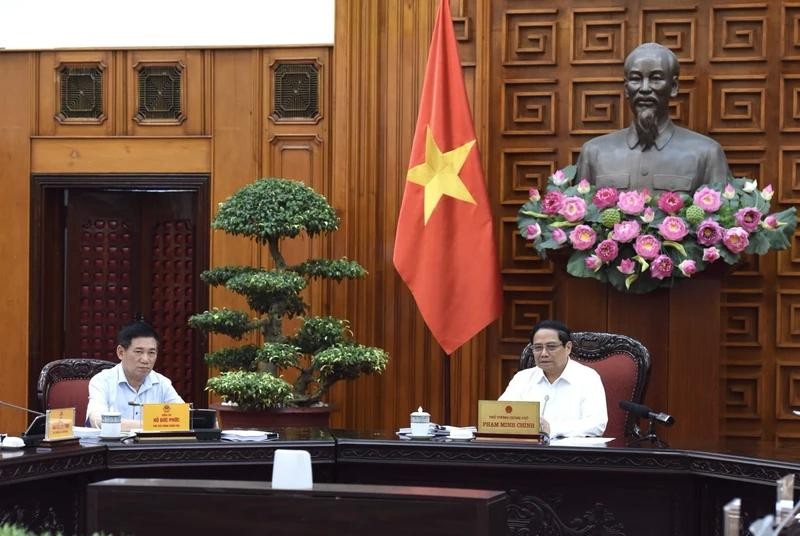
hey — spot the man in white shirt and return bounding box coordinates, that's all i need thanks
[86,321,184,431]
[499,320,608,437]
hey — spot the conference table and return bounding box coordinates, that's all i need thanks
[1,428,798,535]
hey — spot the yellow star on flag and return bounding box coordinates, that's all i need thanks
[406,127,477,224]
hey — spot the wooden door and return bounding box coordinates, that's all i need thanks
[60,189,200,402]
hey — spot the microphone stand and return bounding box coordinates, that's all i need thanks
[627,416,669,448]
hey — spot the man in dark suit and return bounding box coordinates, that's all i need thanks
[576,42,730,192]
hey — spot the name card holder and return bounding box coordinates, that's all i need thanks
[38,408,79,449]
[141,403,191,433]
[476,401,545,442]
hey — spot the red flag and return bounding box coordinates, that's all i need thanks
[393,0,502,355]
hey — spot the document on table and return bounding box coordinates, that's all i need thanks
[549,437,614,447]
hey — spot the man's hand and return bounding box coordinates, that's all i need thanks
[120,418,140,432]
[88,412,101,428]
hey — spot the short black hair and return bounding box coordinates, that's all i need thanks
[117,321,160,349]
[530,320,571,345]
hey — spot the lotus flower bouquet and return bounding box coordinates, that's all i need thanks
[517,165,797,293]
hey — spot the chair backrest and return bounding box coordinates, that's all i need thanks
[519,331,651,438]
[37,358,115,425]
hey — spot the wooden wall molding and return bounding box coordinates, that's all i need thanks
[30,137,211,173]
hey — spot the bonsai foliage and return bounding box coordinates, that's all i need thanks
[189,178,389,410]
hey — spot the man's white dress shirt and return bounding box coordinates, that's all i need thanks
[86,363,184,426]
[499,359,608,437]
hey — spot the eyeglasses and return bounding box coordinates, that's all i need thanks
[532,343,563,355]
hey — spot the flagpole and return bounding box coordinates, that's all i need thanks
[442,353,451,425]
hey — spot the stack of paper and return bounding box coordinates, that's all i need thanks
[220,430,276,442]
[74,426,102,438]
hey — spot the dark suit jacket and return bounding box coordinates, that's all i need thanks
[575,121,730,192]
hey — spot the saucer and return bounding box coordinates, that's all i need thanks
[98,434,125,441]
[0,444,24,451]
[408,433,434,440]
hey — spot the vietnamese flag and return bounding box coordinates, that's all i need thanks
[393,0,502,355]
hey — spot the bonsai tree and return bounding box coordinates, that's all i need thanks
[188,178,389,410]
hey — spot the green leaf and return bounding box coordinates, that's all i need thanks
[188,309,254,339]
[289,258,367,281]
[213,178,339,241]
[745,232,771,256]
[625,274,638,290]
[662,240,687,257]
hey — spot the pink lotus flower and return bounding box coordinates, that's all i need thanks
[641,207,655,223]
[723,227,750,254]
[658,216,689,241]
[558,196,587,222]
[552,169,569,186]
[576,179,591,194]
[743,180,757,193]
[528,187,540,201]
[551,228,568,244]
[569,225,597,251]
[696,219,723,246]
[735,207,762,233]
[763,214,779,229]
[593,187,619,209]
[634,234,662,260]
[541,190,565,215]
[693,187,722,212]
[649,255,674,280]
[585,255,603,271]
[761,184,774,201]
[594,239,620,263]
[617,190,647,215]
[611,220,641,243]
[678,259,697,277]
[722,184,736,200]
[703,247,721,262]
[617,258,636,275]
[657,192,684,214]
[525,223,541,240]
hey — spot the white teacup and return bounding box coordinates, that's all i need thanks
[100,411,122,437]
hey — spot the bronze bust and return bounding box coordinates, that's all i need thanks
[576,43,730,192]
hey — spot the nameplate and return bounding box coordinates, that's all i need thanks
[142,403,191,432]
[45,407,75,441]
[477,400,540,438]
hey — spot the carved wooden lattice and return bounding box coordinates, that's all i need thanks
[134,63,185,124]
[77,219,132,358]
[272,62,320,121]
[56,63,105,122]
[149,220,195,401]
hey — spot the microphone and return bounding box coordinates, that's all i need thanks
[619,401,675,426]
[0,399,45,417]
[539,395,550,438]
[540,394,550,418]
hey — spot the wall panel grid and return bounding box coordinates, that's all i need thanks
[488,0,800,446]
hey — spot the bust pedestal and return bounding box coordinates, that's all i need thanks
[552,261,720,443]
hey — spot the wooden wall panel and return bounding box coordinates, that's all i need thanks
[209,49,263,355]
[484,0,798,447]
[0,52,32,434]
[30,137,211,173]
[125,50,208,136]
[37,50,115,137]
